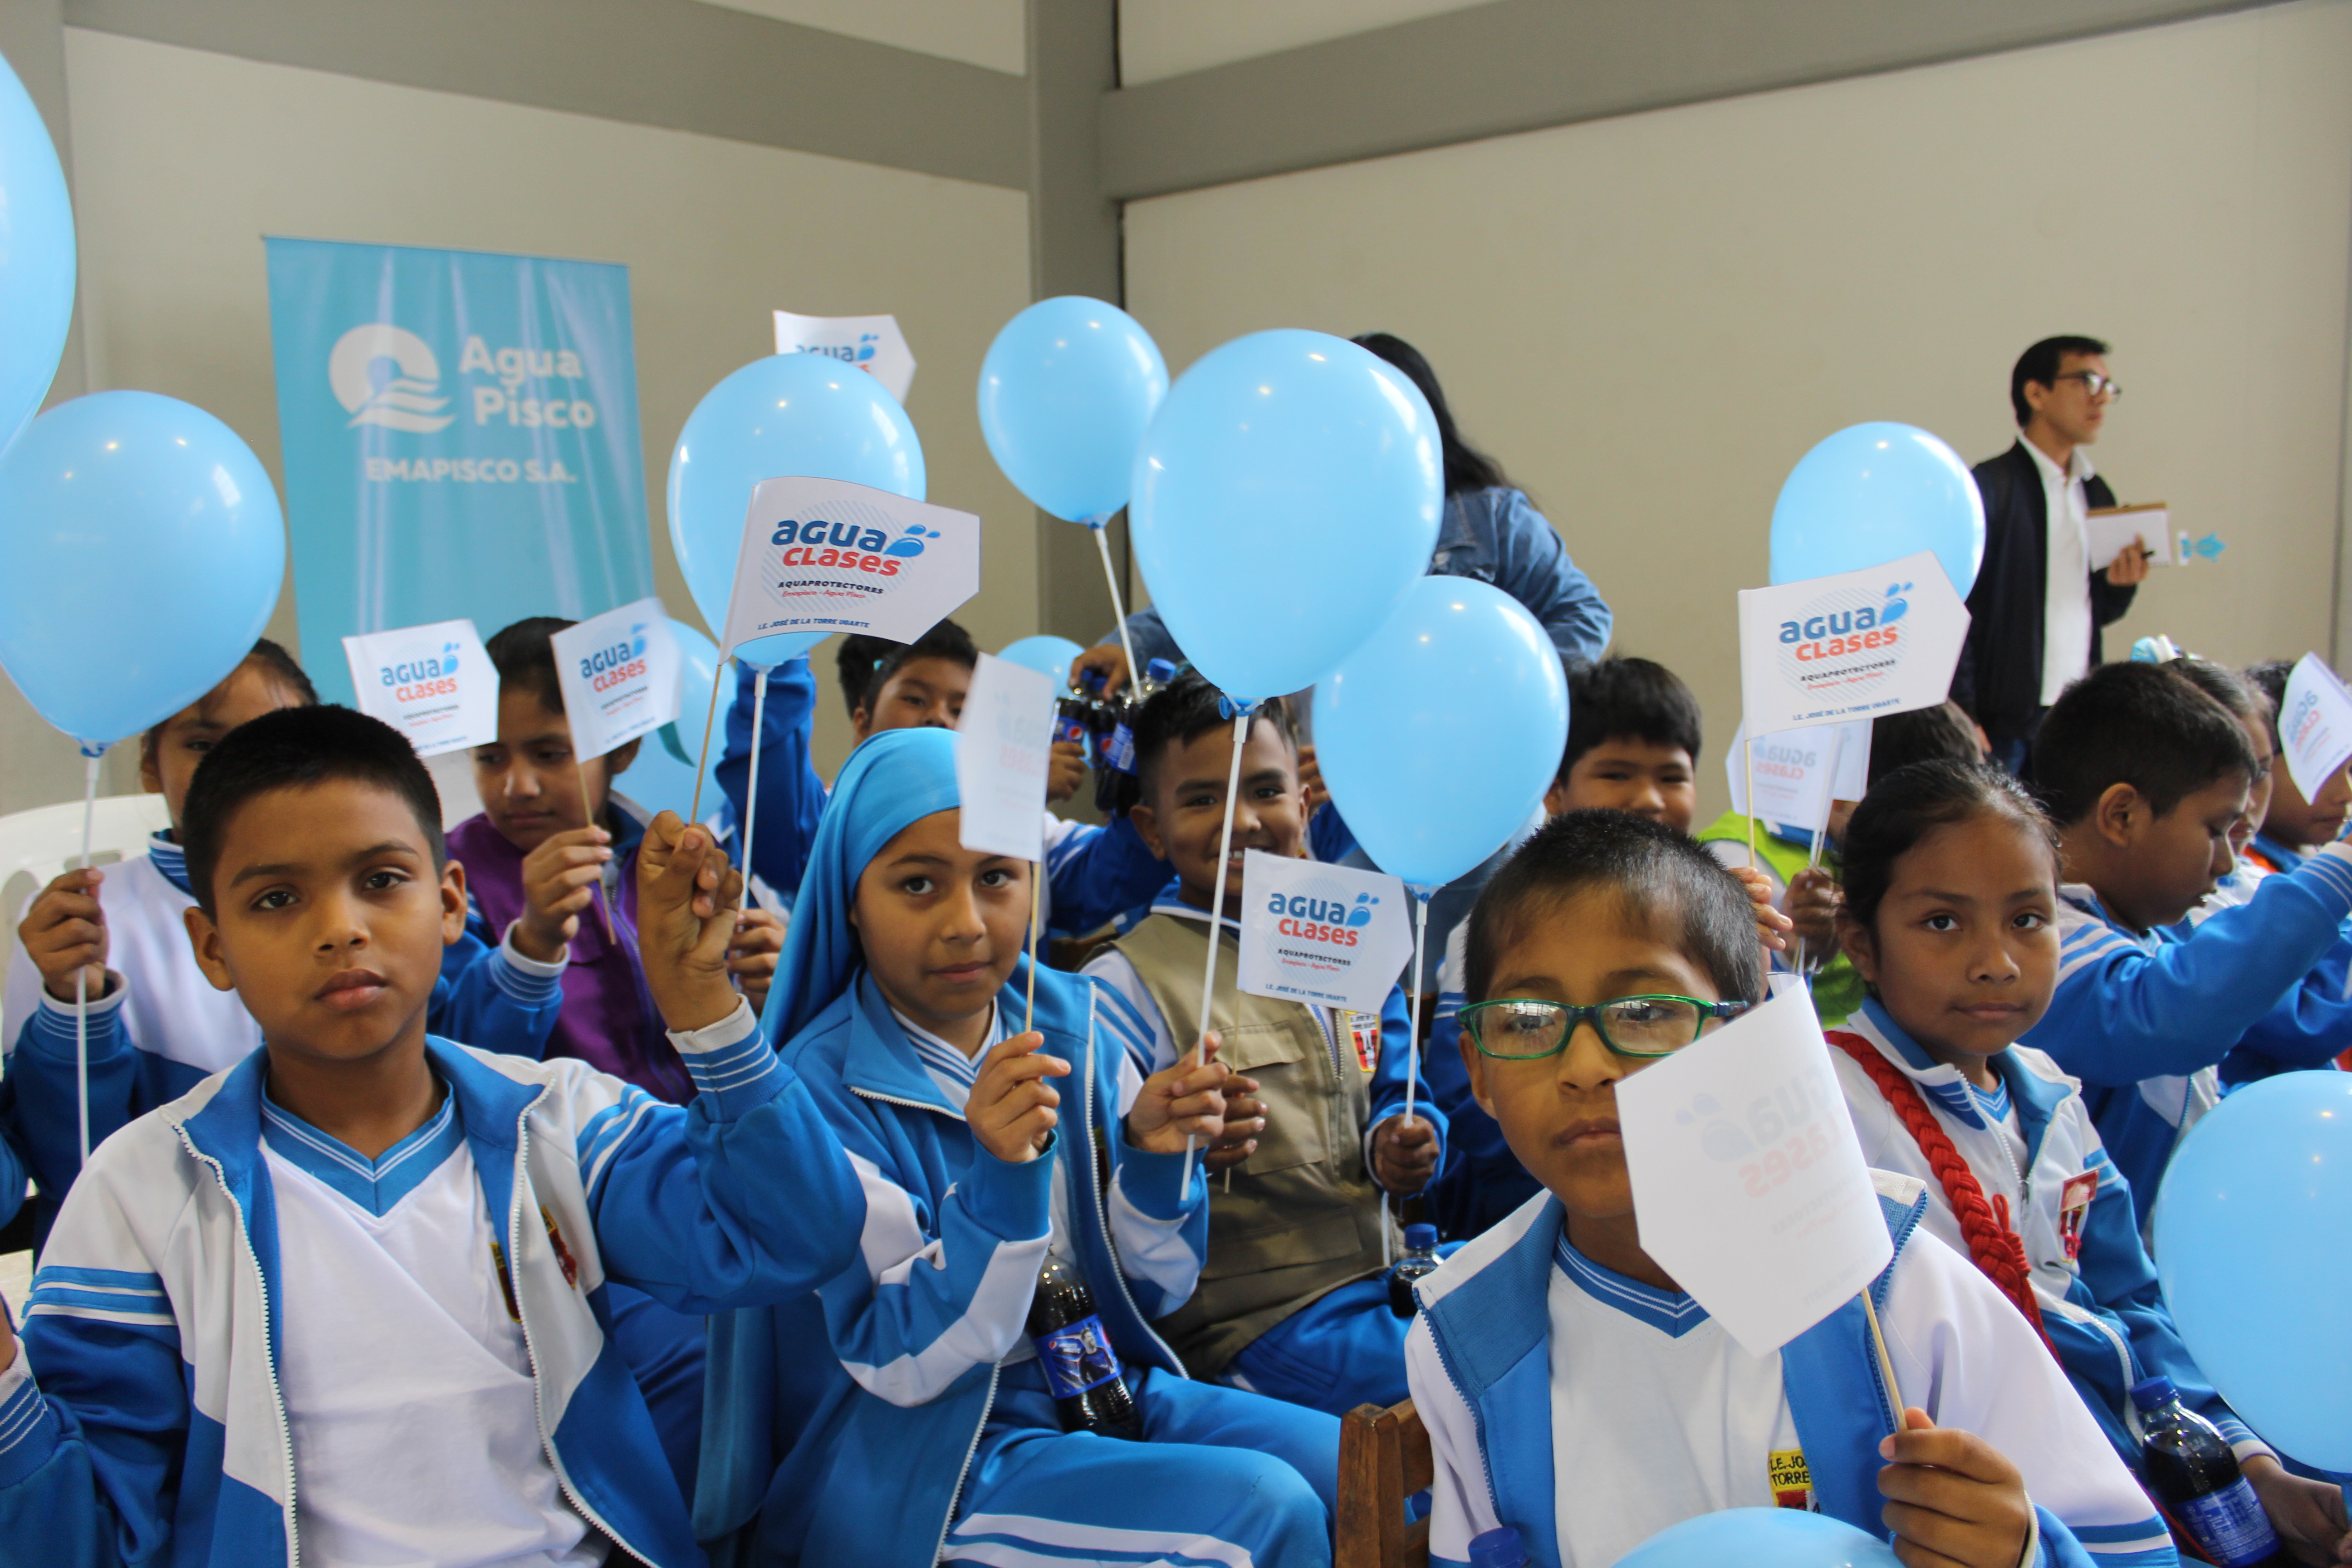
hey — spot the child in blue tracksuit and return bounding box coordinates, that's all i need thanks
[3,642,562,1218]
[1081,671,1446,1418]
[0,703,865,1567]
[699,726,1337,1568]
[2021,663,2352,1205]
[1829,759,2350,1561]
[1411,809,2176,1568]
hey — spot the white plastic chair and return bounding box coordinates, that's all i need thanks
[0,793,174,1048]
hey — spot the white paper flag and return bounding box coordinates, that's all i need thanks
[772,311,916,404]
[956,653,1052,862]
[719,477,980,658]
[2279,652,2352,802]
[1617,983,1892,1357]
[548,598,679,763]
[1727,719,1872,828]
[1737,551,1969,734]
[343,618,496,758]
[1235,851,1414,1014]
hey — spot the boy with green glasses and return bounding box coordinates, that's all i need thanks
[1408,809,2172,1568]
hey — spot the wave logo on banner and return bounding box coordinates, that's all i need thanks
[329,324,455,433]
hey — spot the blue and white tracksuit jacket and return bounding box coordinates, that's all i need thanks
[0,1020,864,1568]
[2176,845,2352,1088]
[2024,843,2352,1205]
[712,668,1169,936]
[4,834,563,1216]
[1833,1003,2271,1473]
[778,961,1212,1568]
[1405,1179,2176,1568]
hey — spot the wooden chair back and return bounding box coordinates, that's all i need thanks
[1337,1396,1433,1568]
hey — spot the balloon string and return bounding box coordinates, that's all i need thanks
[1091,521,1142,692]
[1179,706,1251,1196]
[1744,737,1758,873]
[1797,726,1847,976]
[76,750,98,1171]
[1404,891,1428,1127]
[740,667,769,911]
[688,655,729,827]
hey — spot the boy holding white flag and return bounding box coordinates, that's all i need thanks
[1407,810,2168,1568]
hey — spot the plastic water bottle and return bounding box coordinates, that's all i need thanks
[1468,1525,1530,1568]
[1027,1255,1142,1440]
[2130,1377,2285,1567]
[1388,1223,1442,1318]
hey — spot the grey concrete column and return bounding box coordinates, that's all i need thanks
[1024,0,1130,650]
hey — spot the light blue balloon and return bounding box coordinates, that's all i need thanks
[2152,1071,2352,1471]
[1315,578,1566,888]
[0,392,284,750]
[1617,1509,1902,1568]
[618,618,738,824]
[0,51,75,451]
[1769,423,1985,597]
[667,353,924,669]
[978,297,1168,524]
[997,635,1084,689]
[1131,329,1441,700]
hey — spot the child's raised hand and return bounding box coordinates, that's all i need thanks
[971,1031,1072,1163]
[1126,1034,1232,1156]
[1072,642,1131,698]
[1296,743,1328,815]
[1877,1407,2034,1568]
[727,907,787,1016]
[1787,867,1843,963]
[636,811,745,1033]
[1371,1114,1439,1193]
[20,867,112,1003]
[1726,865,1793,954]
[513,825,612,963]
[2241,1454,2352,1564]
[1047,740,1088,805]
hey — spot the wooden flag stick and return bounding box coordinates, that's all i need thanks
[1861,1290,1904,1426]
[687,654,729,827]
[1024,861,1041,1033]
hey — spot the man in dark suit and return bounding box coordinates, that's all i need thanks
[1951,335,2151,772]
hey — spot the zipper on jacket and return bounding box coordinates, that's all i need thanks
[848,1083,968,1122]
[178,1126,302,1568]
[2043,1292,2149,1446]
[934,1361,1001,1563]
[505,1104,658,1566]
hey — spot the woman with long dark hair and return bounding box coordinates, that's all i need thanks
[1081,333,1612,682]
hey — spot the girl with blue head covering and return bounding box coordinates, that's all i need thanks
[695,726,1343,1568]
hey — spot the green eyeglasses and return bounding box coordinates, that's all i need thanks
[1459,995,1751,1060]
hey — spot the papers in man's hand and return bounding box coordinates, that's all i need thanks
[2086,504,2172,568]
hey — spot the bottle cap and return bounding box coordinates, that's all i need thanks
[1469,1525,1529,1568]
[1145,657,1176,685]
[2129,1376,2179,1412]
[1405,1223,1438,1250]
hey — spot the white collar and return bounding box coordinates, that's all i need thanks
[2019,434,2095,486]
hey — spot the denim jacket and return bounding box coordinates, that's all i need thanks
[1106,486,1612,669]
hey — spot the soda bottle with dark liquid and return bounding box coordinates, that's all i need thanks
[1026,1255,1142,1440]
[2131,1377,2290,1567]
[1388,1223,1442,1318]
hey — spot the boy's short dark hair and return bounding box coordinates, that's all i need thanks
[1866,701,1983,791]
[834,618,979,720]
[486,615,575,714]
[1561,657,1703,782]
[1133,667,1294,795]
[2033,662,2259,826]
[2166,657,2268,727]
[1464,810,1764,1008]
[180,706,446,912]
[2011,334,2111,426]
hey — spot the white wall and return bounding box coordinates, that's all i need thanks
[699,0,1027,75]
[1119,0,1495,84]
[1126,0,2352,818]
[4,28,1033,809]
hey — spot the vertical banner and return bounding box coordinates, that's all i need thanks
[266,239,654,706]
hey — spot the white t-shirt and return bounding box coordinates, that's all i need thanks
[1544,1233,1805,1565]
[264,1091,608,1568]
[2022,437,2098,706]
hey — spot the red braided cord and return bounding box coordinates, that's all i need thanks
[1826,1031,2058,1358]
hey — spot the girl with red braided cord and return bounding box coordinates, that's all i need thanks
[1826,760,2351,1564]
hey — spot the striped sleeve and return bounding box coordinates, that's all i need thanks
[1098,1001,1207,1315]
[665,999,786,1117]
[1080,950,1176,1075]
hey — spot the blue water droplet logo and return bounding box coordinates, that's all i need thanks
[884,524,943,560]
[1880,580,1913,625]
